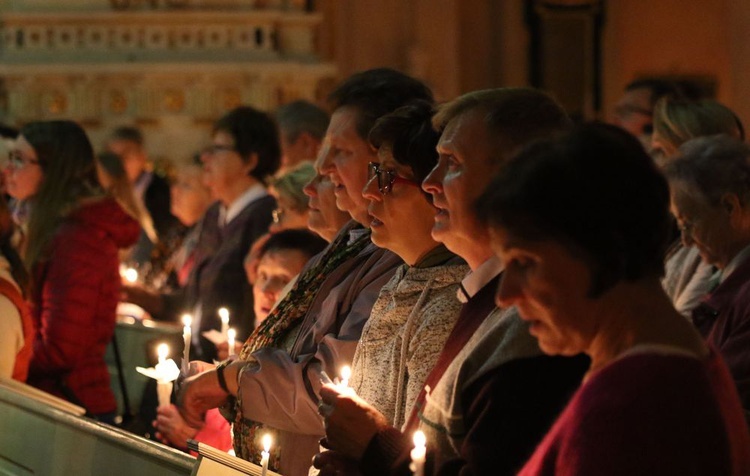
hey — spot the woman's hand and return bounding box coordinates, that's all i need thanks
[312,449,362,475]
[177,361,241,428]
[153,404,201,449]
[186,360,216,378]
[318,383,389,461]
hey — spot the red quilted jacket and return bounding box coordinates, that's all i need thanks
[26,197,140,415]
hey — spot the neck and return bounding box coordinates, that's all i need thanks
[585,277,707,375]
[400,240,443,267]
[220,177,259,207]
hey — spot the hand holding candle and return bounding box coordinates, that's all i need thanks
[260,433,272,476]
[410,430,426,476]
[181,314,192,374]
[136,343,180,408]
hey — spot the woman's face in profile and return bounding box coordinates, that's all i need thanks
[4,135,43,201]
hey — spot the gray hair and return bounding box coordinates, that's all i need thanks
[275,100,329,142]
[664,134,750,206]
[271,162,316,211]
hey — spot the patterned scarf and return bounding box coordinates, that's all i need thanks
[232,224,372,468]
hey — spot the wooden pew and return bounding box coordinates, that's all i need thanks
[0,378,194,476]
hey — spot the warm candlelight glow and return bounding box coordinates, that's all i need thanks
[182,313,192,327]
[157,343,169,363]
[227,328,236,356]
[413,430,426,448]
[124,267,138,283]
[262,433,272,452]
[340,365,351,388]
[410,430,426,476]
[218,307,229,324]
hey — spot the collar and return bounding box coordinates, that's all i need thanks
[218,183,267,227]
[456,255,504,303]
[721,243,750,284]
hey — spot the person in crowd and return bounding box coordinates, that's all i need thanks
[106,126,181,240]
[652,98,746,317]
[143,158,214,292]
[154,229,326,452]
[0,124,19,197]
[96,151,158,263]
[665,135,750,425]
[7,120,140,421]
[344,101,468,433]
[476,123,750,475]
[269,162,316,232]
[315,88,587,475]
[176,68,431,475]
[302,153,352,242]
[0,193,32,381]
[122,106,279,361]
[275,99,329,175]
[611,78,685,148]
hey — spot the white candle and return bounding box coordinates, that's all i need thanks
[156,343,171,407]
[218,307,230,341]
[339,365,351,389]
[181,314,192,374]
[260,433,272,476]
[410,430,426,476]
[124,267,138,284]
[227,328,236,357]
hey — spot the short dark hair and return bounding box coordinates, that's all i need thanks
[433,88,572,163]
[258,228,328,261]
[214,106,281,181]
[476,123,672,297]
[664,135,750,207]
[328,68,433,140]
[275,100,330,142]
[368,100,439,185]
[109,126,144,146]
[0,124,18,139]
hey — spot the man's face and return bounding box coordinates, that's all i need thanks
[318,107,377,225]
[107,139,145,183]
[422,110,499,258]
[612,87,654,139]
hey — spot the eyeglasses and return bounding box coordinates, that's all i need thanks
[204,144,237,155]
[7,151,40,169]
[367,162,420,195]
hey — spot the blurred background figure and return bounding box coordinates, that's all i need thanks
[8,120,139,422]
[96,151,158,264]
[106,126,182,257]
[652,97,746,318]
[0,124,19,197]
[269,162,316,232]
[274,100,329,176]
[612,78,685,149]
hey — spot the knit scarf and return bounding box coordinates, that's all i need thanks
[232,224,372,468]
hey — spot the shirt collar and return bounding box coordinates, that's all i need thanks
[456,255,504,303]
[219,183,267,227]
[721,243,750,283]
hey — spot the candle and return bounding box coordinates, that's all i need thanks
[156,343,172,407]
[181,314,192,374]
[157,343,169,364]
[227,328,236,357]
[260,433,272,476]
[124,267,138,284]
[410,430,426,476]
[218,307,230,341]
[339,365,351,389]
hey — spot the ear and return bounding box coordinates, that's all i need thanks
[243,152,259,176]
[721,192,746,225]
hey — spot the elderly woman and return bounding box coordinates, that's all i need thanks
[269,161,316,232]
[476,124,750,475]
[665,135,750,425]
[303,153,352,242]
[651,98,745,317]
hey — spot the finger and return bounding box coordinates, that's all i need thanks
[319,384,340,403]
[318,401,334,418]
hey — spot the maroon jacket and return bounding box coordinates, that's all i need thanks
[27,197,140,415]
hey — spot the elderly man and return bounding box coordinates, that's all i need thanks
[316,88,589,475]
[177,68,432,475]
[665,135,750,424]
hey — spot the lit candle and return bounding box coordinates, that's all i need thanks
[227,328,236,357]
[218,307,230,342]
[339,365,351,389]
[181,314,192,374]
[156,343,172,407]
[124,267,138,284]
[410,430,426,476]
[157,343,169,365]
[260,433,272,476]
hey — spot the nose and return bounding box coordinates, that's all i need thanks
[422,161,445,196]
[362,174,381,201]
[303,175,320,198]
[495,269,522,308]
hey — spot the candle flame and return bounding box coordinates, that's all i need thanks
[157,343,169,362]
[340,365,351,381]
[218,307,229,323]
[181,313,193,327]
[124,268,138,283]
[413,430,426,448]
[227,328,236,340]
[262,433,272,452]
